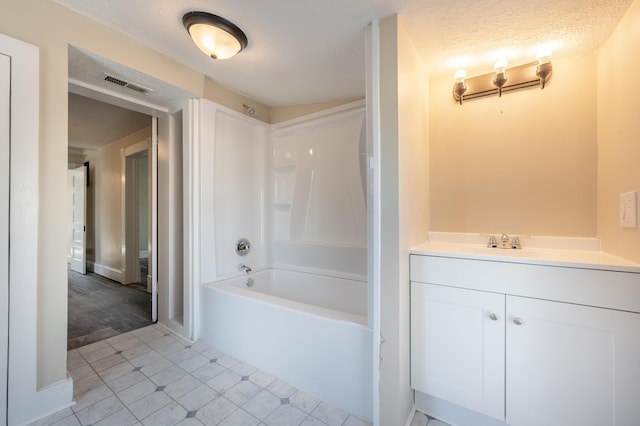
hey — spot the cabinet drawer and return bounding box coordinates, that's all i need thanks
[410,254,640,313]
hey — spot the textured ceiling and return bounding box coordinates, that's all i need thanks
[58,0,633,107]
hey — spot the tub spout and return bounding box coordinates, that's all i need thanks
[238,263,252,274]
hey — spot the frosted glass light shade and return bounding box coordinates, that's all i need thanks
[183,12,248,60]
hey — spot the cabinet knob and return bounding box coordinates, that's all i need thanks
[489,313,498,321]
[513,317,524,326]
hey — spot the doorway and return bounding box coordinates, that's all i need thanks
[67,92,157,349]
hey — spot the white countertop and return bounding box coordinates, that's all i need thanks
[411,240,640,274]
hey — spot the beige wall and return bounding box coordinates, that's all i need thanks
[597,0,640,263]
[84,127,151,272]
[378,15,430,425]
[204,77,271,122]
[203,75,361,124]
[0,0,205,389]
[270,98,363,124]
[429,55,598,237]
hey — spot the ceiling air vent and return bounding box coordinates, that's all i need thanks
[103,73,153,94]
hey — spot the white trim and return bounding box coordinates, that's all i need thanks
[0,45,9,426]
[124,138,150,157]
[151,117,158,322]
[1,32,75,426]
[366,20,382,426]
[68,78,168,115]
[404,405,417,426]
[121,138,150,285]
[184,99,199,340]
[87,261,123,283]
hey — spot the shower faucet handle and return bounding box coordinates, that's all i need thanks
[238,263,252,274]
[487,235,498,248]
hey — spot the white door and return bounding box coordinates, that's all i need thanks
[0,51,10,425]
[70,166,86,274]
[411,283,505,421]
[506,296,640,426]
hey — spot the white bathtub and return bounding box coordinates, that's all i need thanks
[200,268,373,421]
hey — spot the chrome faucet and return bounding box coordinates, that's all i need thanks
[487,234,521,249]
[238,263,252,274]
[511,236,521,249]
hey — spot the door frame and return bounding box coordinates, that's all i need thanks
[0,49,10,426]
[121,138,149,285]
[68,76,191,332]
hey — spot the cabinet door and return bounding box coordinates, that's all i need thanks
[506,296,640,426]
[411,283,505,420]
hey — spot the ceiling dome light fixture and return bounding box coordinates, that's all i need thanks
[182,11,248,60]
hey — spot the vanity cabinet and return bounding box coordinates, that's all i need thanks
[410,254,640,426]
[411,283,505,420]
[505,295,640,426]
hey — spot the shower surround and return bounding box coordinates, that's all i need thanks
[195,99,371,420]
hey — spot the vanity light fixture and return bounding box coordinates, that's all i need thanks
[452,53,553,105]
[536,50,552,89]
[493,59,508,97]
[453,70,467,105]
[182,11,248,60]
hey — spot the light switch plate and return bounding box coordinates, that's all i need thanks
[619,191,637,228]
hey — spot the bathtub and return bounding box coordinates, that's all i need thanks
[200,268,373,421]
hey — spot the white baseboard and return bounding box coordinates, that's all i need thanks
[87,261,123,283]
[13,376,73,426]
[405,405,417,426]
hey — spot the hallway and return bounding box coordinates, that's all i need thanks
[68,268,152,350]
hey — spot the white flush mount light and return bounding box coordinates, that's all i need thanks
[182,11,248,60]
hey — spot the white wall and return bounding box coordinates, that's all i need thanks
[270,102,368,277]
[377,15,430,425]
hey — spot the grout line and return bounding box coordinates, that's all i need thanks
[62,325,371,426]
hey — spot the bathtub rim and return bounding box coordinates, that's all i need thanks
[204,278,369,327]
[209,264,367,284]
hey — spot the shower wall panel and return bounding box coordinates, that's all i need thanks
[271,102,367,277]
[199,100,269,282]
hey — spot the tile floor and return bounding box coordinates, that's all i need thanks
[30,324,372,426]
[410,411,450,426]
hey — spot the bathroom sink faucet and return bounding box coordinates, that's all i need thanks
[487,234,521,249]
[238,263,252,274]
